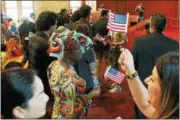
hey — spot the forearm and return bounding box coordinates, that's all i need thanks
[126,69,151,115]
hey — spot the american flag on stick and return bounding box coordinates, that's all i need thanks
[107,12,129,33]
[104,66,125,84]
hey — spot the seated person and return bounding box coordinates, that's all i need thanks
[9,21,19,41]
[1,68,49,119]
[119,50,179,119]
[47,30,100,119]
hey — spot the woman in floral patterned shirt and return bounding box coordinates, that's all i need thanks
[47,29,99,119]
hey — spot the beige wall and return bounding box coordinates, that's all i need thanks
[33,1,70,16]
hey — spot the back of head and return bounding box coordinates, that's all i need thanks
[150,14,166,33]
[36,11,57,31]
[60,8,67,15]
[70,10,81,22]
[155,52,179,118]
[57,9,70,27]
[100,9,109,17]
[79,5,92,19]
[4,62,22,70]
[1,68,35,118]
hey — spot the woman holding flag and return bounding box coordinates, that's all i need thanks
[119,49,179,119]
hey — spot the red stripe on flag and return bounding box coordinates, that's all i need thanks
[107,12,128,33]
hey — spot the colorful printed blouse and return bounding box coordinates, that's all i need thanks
[47,61,88,119]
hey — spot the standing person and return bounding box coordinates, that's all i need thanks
[47,31,100,119]
[67,9,81,30]
[57,8,70,27]
[73,5,93,39]
[73,5,95,93]
[18,17,36,65]
[92,9,110,81]
[135,2,145,23]
[131,13,179,119]
[107,32,127,93]
[28,11,58,98]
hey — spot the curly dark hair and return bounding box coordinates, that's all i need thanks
[57,9,70,27]
[36,11,57,31]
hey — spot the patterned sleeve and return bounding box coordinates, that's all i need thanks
[47,61,86,119]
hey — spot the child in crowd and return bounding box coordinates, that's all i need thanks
[8,21,19,41]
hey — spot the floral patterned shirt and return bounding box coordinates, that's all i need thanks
[47,61,87,119]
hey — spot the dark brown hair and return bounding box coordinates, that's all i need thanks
[155,52,179,118]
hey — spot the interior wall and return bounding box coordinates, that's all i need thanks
[96,0,179,18]
[33,1,70,17]
[1,1,6,13]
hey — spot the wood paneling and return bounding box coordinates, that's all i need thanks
[96,0,118,12]
[96,0,178,18]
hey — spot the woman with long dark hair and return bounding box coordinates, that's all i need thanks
[119,50,179,119]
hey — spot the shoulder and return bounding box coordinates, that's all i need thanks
[134,33,157,45]
[48,60,59,69]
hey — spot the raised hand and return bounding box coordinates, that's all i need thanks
[118,49,135,75]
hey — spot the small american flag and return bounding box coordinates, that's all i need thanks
[104,66,125,84]
[107,12,129,33]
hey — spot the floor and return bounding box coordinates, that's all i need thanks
[44,60,136,119]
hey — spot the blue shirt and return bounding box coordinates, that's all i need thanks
[9,27,18,40]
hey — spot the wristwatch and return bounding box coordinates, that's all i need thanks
[126,71,138,79]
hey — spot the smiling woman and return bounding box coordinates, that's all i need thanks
[1,68,49,119]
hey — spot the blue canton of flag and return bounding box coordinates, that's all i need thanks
[107,12,129,33]
[114,14,127,24]
[104,66,125,84]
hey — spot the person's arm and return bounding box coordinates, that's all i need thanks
[119,49,156,118]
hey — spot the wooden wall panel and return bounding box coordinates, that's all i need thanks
[117,1,128,13]
[96,0,118,12]
[96,0,179,18]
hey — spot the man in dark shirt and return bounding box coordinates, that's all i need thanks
[28,11,57,98]
[131,13,179,119]
[92,9,110,80]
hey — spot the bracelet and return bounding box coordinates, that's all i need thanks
[126,71,138,79]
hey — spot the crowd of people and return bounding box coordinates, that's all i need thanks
[1,4,179,119]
